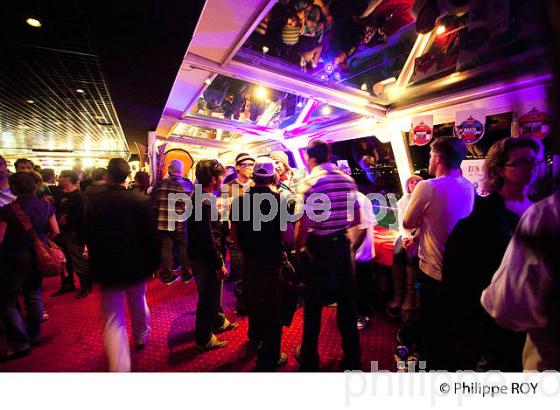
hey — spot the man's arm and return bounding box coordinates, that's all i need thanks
[140,197,161,272]
[403,181,429,230]
[294,213,310,255]
[350,193,371,252]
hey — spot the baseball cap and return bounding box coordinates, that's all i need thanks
[235,153,255,165]
[253,156,276,178]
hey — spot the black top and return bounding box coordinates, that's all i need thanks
[0,194,55,255]
[84,185,160,286]
[231,186,283,255]
[55,189,86,232]
[443,193,520,314]
[186,191,224,269]
[47,184,64,201]
[84,183,107,197]
[442,192,525,366]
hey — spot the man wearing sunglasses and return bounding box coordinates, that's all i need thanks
[224,153,255,280]
[223,153,256,344]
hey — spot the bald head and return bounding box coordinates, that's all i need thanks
[168,160,184,177]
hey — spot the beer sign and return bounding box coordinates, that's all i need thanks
[518,108,551,139]
[409,115,433,146]
[455,109,486,144]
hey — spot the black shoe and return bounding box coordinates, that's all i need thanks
[255,353,288,371]
[30,338,42,347]
[51,285,76,297]
[294,345,319,371]
[160,274,180,285]
[0,348,30,363]
[244,339,263,357]
[339,357,362,371]
[76,287,92,299]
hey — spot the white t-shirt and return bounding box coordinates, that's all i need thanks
[348,191,377,263]
[403,176,474,281]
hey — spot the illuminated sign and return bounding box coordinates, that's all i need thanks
[518,108,551,139]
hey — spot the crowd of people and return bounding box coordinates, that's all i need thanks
[247,0,392,72]
[0,133,558,372]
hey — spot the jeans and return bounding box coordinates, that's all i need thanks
[101,280,149,372]
[244,252,284,368]
[1,287,43,350]
[191,260,226,346]
[227,239,244,283]
[254,318,282,370]
[159,230,189,278]
[58,230,90,289]
[355,260,376,317]
[417,271,447,370]
[300,233,361,370]
[0,251,43,350]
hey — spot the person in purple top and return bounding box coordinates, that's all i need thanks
[0,172,60,362]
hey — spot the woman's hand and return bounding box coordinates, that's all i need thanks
[216,264,228,280]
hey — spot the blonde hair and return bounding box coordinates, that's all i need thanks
[406,175,423,193]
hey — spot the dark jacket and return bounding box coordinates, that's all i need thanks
[232,186,283,255]
[443,193,519,326]
[232,186,284,324]
[55,189,86,233]
[84,185,160,286]
[442,193,525,370]
[186,191,224,269]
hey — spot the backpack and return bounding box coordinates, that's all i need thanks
[11,201,66,277]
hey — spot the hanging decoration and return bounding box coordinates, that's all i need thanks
[454,109,486,144]
[518,107,551,139]
[409,115,433,146]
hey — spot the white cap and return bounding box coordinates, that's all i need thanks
[253,156,276,178]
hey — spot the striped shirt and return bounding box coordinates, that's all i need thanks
[152,175,194,231]
[282,25,301,46]
[297,163,359,236]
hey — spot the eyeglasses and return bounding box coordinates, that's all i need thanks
[504,158,545,168]
[238,163,254,168]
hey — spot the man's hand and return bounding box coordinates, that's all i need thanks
[216,264,228,280]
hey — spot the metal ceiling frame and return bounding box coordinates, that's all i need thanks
[184,52,386,117]
[219,0,277,67]
[155,0,555,179]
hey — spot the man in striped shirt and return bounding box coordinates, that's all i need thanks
[294,139,361,371]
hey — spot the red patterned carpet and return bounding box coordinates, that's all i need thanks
[0,276,399,372]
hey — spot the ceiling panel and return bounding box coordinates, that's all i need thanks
[0,0,129,160]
